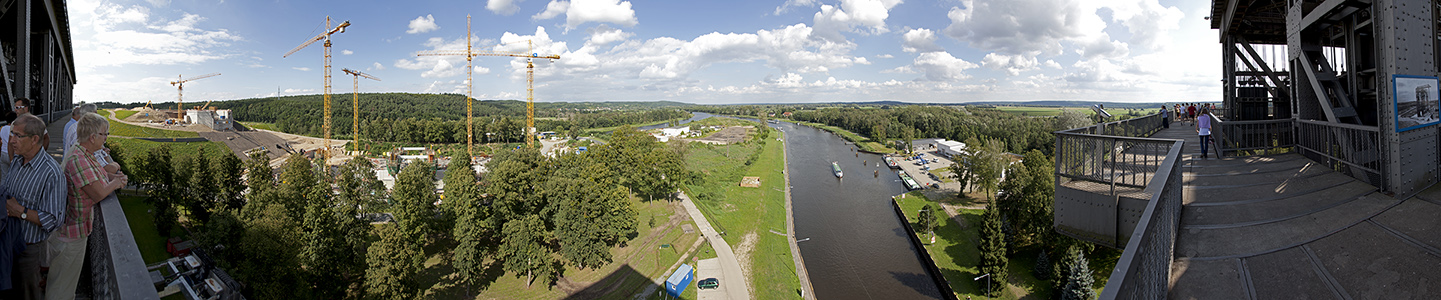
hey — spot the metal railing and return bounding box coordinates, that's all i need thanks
[88,193,162,299]
[1209,114,1295,157]
[1296,119,1385,188]
[1096,139,1184,300]
[1054,112,1185,300]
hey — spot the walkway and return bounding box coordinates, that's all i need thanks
[1152,123,1441,299]
[678,191,752,300]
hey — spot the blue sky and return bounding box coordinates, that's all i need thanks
[70,0,1221,105]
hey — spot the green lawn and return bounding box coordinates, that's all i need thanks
[239,122,277,132]
[114,110,139,120]
[108,118,199,138]
[681,132,802,299]
[107,138,231,163]
[928,167,955,183]
[118,195,174,264]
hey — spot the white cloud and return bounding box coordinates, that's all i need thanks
[487,0,526,16]
[901,28,943,53]
[406,14,439,34]
[146,0,170,7]
[372,62,387,70]
[284,88,315,93]
[342,49,354,55]
[70,3,242,70]
[534,0,637,30]
[292,67,311,71]
[812,0,903,41]
[876,54,894,59]
[1103,0,1185,51]
[981,53,1039,76]
[533,0,569,20]
[910,52,978,81]
[1044,59,1062,69]
[774,0,820,15]
[587,25,633,45]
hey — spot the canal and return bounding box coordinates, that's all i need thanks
[771,121,944,300]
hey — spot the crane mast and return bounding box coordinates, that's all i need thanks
[417,19,560,152]
[342,68,380,156]
[169,72,219,121]
[284,16,349,162]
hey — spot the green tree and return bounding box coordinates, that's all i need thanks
[393,160,437,239]
[236,203,304,299]
[551,177,636,269]
[917,203,940,240]
[197,209,245,270]
[337,157,387,213]
[1059,247,1096,300]
[448,153,492,289]
[188,147,217,223]
[213,152,246,211]
[276,155,326,221]
[997,150,1055,246]
[300,194,351,299]
[972,139,1007,200]
[365,224,423,299]
[978,201,1007,297]
[498,215,555,287]
[133,145,179,236]
[1056,109,1092,131]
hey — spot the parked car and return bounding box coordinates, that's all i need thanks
[698,278,720,290]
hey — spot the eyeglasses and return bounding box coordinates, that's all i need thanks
[14,105,25,109]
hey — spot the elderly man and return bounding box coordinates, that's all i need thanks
[1,114,65,299]
[63,104,96,159]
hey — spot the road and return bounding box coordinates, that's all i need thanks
[678,191,751,300]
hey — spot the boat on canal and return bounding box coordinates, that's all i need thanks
[897,171,921,190]
[884,156,899,169]
[832,161,844,178]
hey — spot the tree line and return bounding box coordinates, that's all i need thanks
[789,105,1065,155]
[120,125,687,299]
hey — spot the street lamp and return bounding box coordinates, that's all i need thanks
[973,273,991,299]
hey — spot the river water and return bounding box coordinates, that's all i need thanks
[772,121,944,300]
[668,113,943,299]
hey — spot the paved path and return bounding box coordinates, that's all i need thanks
[1149,122,1441,299]
[678,191,752,300]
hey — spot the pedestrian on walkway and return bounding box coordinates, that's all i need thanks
[1161,105,1170,128]
[1198,108,1213,159]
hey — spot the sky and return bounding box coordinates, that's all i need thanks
[68,0,1223,105]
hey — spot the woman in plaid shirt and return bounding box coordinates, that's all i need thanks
[47,113,126,299]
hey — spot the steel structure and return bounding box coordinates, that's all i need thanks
[1213,0,1441,195]
[417,15,560,154]
[168,73,219,117]
[1,0,75,123]
[284,16,349,161]
[342,68,379,155]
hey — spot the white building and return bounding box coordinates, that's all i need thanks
[937,140,968,158]
[660,127,690,137]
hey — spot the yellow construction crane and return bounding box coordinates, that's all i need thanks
[169,73,219,118]
[417,15,560,154]
[283,16,350,161]
[342,68,379,155]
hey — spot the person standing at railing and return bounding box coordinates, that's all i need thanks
[1161,105,1170,129]
[48,113,126,300]
[1198,108,1213,159]
[1187,104,1197,125]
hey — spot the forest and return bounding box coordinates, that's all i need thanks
[786,105,1069,154]
[127,93,691,142]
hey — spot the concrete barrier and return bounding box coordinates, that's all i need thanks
[889,197,959,300]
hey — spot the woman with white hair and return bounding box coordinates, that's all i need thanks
[47,112,126,300]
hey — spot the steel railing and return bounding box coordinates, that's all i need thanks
[1208,114,1295,157]
[1296,119,1385,187]
[1054,112,1184,300]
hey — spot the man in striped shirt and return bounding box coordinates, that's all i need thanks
[2,114,65,299]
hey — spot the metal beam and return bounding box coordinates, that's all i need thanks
[1299,51,1339,123]
[1299,0,1359,30]
[1233,44,1278,93]
[39,0,73,83]
[1220,0,1239,42]
[1237,37,1291,100]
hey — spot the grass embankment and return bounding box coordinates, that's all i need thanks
[894,191,1116,299]
[788,120,898,154]
[238,122,278,132]
[114,110,140,120]
[107,138,229,160]
[583,118,681,135]
[681,128,801,299]
[107,119,199,139]
[440,195,703,299]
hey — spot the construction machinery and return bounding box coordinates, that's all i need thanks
[283,16,350,161]
[169,73,220,118]
[341,68,380,155]
[417,15,560,155]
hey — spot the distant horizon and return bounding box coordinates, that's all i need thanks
[89,91,1217,106]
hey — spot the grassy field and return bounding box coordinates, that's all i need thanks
[114,110,139,120]
[583,118,680,135]
[238,121,277,132]
[928,167,955,183]
[894,191,1116,299]
[681,131,803,299]
[994,106,1158,117]
[107,138,231,163]
[119,195,178,264]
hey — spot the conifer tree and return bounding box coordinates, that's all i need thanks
[978,201,1008,297]
[365,224,422,299]
[1060,247,1096,300]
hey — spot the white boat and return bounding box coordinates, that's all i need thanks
[832,162,844,178]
